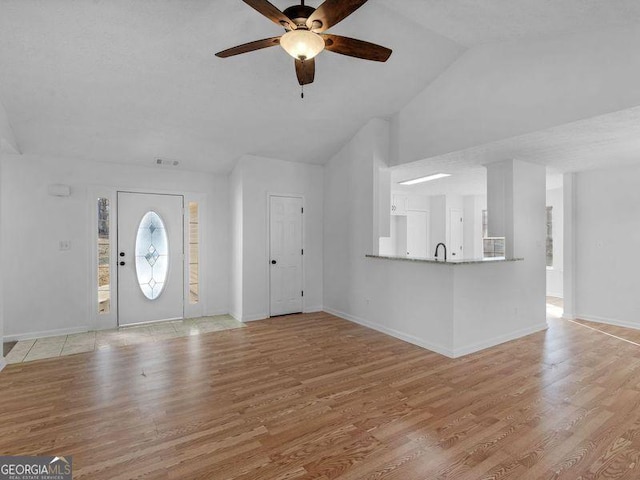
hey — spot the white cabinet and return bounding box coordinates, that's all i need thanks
[391,194,408,215]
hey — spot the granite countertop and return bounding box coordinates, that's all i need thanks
[366,255,524,265]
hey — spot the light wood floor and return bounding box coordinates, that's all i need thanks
[2,311,640,479]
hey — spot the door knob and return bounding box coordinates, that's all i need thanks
[271,260,277,265]
[119,261,126,266]
[119,252,125,257]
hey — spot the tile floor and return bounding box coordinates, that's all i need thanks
[5,315,244,364]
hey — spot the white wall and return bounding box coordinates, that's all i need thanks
[229,164,243,320]
[574,165,640,328]
[1,154,229,339]
[430,195,446,251]
[463,195,486,259]
[391,26,640,166]
[0,99,19,155]
[324,120,547,357]
[546,187,564,297]
[445,194,463,256]
[229,155,323,321]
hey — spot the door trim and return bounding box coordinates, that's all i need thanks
[267,193,305,317]
[448,208,464,259]
[116,191,185,327]
[89,186,208,331]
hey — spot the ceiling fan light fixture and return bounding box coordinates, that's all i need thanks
[280,29,325,61]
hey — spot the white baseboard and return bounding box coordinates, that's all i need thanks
[324,308,548,359]
[5,326,90,342]
[575,313,640,331]
[0,356,6,373]
[324,307,455,358]
[205,309,229,317]
[452,323,548,357]
[304,305,323,313]
[242,313,269,322]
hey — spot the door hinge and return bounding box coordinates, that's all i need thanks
[301,249,304,255]
[301,290,304,297]
[301,207,304,214]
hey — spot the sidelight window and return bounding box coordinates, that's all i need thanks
[188,202,200,304]
[546,206,553,267]
[97,198,111,313]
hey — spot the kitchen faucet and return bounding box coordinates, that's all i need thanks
[434,243,447,261]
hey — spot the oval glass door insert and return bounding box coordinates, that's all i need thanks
[135,211,169,300]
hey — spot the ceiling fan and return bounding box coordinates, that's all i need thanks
[216,0,392,93]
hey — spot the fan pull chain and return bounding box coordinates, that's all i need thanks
[301,84,304,99]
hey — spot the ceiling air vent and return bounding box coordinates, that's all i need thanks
[156,158,180,167]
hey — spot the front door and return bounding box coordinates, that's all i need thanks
[118,192,184,326]
[269,196,303,317]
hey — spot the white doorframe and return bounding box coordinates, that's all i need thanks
[267,193,305,317]
[117,191,184,327]
[89,186,208,331]
[449,208,464,259]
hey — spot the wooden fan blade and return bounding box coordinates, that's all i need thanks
[243,0,296,30]
[322,34,392,62]
[295,58,315,85]
[215,36,281,58]
[306,0,368,32]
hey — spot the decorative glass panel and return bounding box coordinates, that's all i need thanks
[135,211,169,300]
[546,206,553,267]
[188,202,199,304]
[97,198,110,313]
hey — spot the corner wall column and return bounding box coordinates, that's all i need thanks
[562,173,576,319]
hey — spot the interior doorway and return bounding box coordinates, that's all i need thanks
[269,195,303,317]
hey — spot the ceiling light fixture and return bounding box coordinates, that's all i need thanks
[280,29,325,61]
[215,0,393,96]
[399,173,451,185]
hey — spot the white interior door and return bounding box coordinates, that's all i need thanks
[118,192,184,326]
[270,196,303,317]
[407,211,429,258]
[449,209,464,259]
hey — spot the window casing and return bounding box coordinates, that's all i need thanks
[188,202,200,304]
[546,206,553,267]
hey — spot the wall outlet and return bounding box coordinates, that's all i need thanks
[59,240,71,251]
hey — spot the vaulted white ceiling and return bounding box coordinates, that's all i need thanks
[389,106,640,197]
[2,1,640,173]
[385,0,640,46]
[0,0,463,172]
